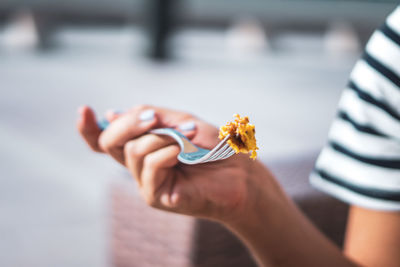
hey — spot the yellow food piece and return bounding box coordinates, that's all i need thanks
[219,114,258,159]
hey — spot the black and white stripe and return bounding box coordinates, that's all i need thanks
[310,6,400,211]
[339,88,400,139]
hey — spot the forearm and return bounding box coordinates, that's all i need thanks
[224,163,358,267]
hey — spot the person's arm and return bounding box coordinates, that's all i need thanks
[344,206,400,267]
[223,161,357,267]
[77,106,400,267]
[77,106,360,267]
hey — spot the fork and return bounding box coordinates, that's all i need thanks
[98,119,235,165]
[150,128,235,165]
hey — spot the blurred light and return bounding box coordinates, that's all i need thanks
[323,21,360,55]
[2,9,39,51]
[225,17,269,60]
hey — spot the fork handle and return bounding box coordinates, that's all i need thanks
[150,128,199,153]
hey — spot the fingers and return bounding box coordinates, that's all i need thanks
[123,135,182,209]
[99,108,158,165]
[140,106,198,140]
[78,105,215,174]
[140,145,180,206]
[77,106,103,152]
[175,120,196,139]
[124,134,177,185]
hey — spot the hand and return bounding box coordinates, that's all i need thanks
[77,105,272,223]
[78,105,359,267]
[77,105,213,165]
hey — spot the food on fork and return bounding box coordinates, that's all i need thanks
[219,114,258,159]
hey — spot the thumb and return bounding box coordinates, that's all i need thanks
[77,106,103,152]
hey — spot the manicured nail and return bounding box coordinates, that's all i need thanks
[139,109,155,121]
[178,121,196,131]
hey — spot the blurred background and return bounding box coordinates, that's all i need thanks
[0,1,398,266]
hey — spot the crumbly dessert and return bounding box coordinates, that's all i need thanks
[219,114,258,159]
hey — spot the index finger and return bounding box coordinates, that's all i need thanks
[98,108,158,164]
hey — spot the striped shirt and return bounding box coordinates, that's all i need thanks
[310,6,400,211]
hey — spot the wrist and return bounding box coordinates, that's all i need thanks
[222,159,285,230]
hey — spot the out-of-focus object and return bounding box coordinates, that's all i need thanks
[0,0,397,59]
[145,0,177,60]
[225,17,268,58]
[2,9,39,51]
[111,183,258,267]
[323,21,360,55]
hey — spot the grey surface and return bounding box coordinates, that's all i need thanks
[0,27,358,266]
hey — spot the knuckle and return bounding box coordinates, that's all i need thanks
[123,141,134,157]
[143,153,159,169]
[124,141,138,158]
[98,136,111,152]
[183,113,195,120]
[124,139,147,159]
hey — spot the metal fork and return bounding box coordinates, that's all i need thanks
[98,120,236,165]
[150,128,235,165]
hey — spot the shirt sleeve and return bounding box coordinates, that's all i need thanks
[310,5,400,211]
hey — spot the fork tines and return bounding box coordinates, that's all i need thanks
[204,135,235,163]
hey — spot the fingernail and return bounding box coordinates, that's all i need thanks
[178,121,196,131]
[139,109,155,121]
